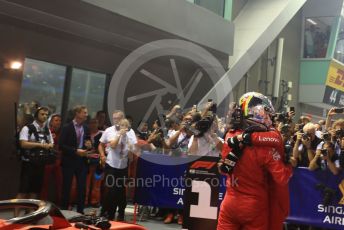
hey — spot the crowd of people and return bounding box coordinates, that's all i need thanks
[14,94,344,229]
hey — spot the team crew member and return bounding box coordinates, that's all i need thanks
[17,106,54,201]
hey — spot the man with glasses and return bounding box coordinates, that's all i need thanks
[293,123,322,167]
[98,110,137,221]
[309,141,341,175]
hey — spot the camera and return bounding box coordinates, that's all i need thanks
[280,124,290,135]
[320,149,328,156]
[194,116,213,137]
[302,133,310,140]
[190,100,217,137]
[207,99,217,114]
[322,132,331,142]
[335,129,344,139]
[297,123,305,132]
[231,108,243,127]
[334,107,344,113]
[209,103,217,114]
[154,128,165,138]
[275,112,290,124]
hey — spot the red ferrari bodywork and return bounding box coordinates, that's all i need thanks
[0,199,147,230]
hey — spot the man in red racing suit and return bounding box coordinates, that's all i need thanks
[250,129,292,230]
[218,129,292,230]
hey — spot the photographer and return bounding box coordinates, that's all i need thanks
[339,136,344,170]
[146,120,168,153]
[188,101,223,157]
[278,123,298,168]
[164,112,194,224]
[329,119,344,170]
[309,142,340,175]
[328,119,344,142]
[292,123,322,167]
[325,107,344,131]
[165,112,194,157]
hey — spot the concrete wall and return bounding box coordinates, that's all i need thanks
[0,67,23,199]
[232,0,248,20]
[83,0,234,54]
[232,10,303,117]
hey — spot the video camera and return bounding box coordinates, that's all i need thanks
[280,124,291,135]
[302,133,310,141]
[194,116,214,137]
[322,132,331,142]
[335,129,344,139]
[228,102,244,129]
[208,99,217,114]
[187,99,217,137]
[274,112,291,124]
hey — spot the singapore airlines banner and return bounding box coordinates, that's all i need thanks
[287,168,344,230]
[134,153,344,229]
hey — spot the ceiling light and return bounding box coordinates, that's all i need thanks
[4,60,23,70]
[307,18,317,25]
[10,61,22,70]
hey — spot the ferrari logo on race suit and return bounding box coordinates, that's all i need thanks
[339,179,344,205]
[269,148,281,161]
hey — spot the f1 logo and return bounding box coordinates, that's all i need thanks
[190,161,216,170]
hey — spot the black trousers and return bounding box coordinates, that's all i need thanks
[19,161,45,194]
[61,163,87,213]
[101,164,128,220]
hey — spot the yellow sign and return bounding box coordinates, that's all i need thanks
[325,59,344,92]
[339,179,344,205]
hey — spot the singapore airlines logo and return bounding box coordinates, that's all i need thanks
[339,179,344,205]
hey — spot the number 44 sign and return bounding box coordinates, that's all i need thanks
[182,157,221,230]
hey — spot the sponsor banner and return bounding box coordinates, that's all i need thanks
[133,152,226,209]
[182,157,220,230]
[287,168,344,230]
[325,59,344,92]
[322,85,344,106]
[134,153,344,229]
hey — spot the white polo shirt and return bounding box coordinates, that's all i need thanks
[100,126,137,169]
[188,133,223,157]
